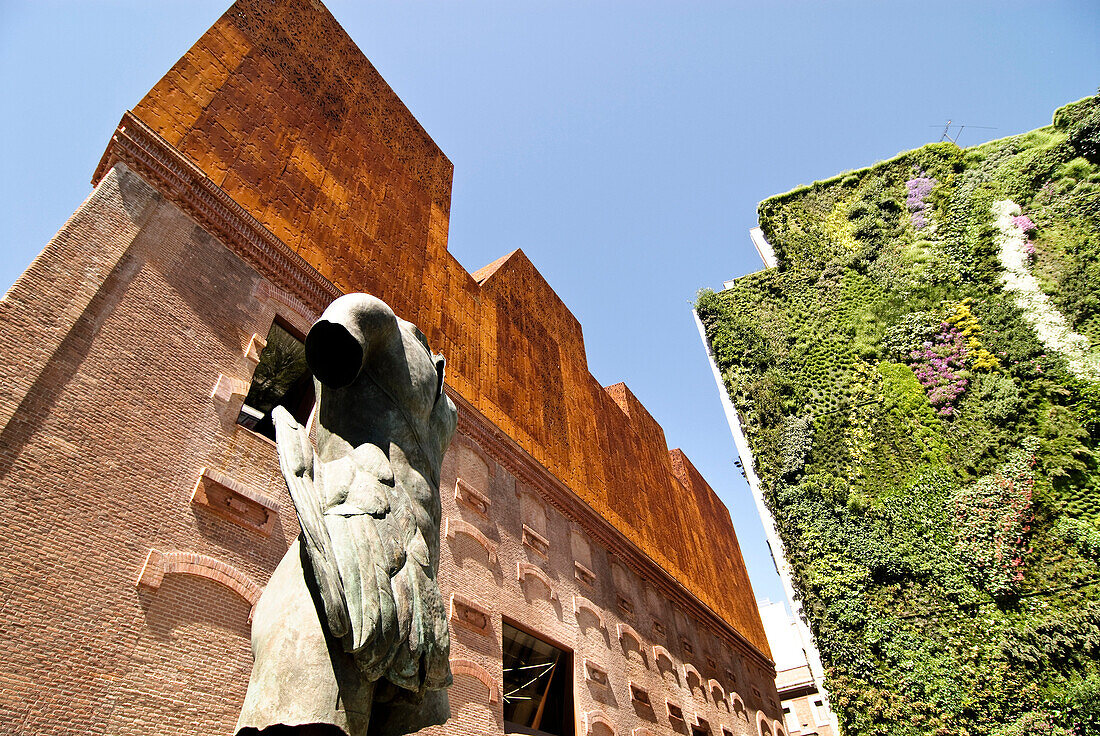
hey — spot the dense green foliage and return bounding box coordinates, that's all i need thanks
[698,94,1100,735]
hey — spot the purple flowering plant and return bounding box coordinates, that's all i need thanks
[1012,215,1036,234]
[1013,214,1038,262]
[908,323,969,416]
[905,172,936,231]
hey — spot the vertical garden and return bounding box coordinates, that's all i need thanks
[697,93,1100,735]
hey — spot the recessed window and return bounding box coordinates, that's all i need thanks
[502,621,574,736]
[812,697,828,725]
[784,705,800,734]
[238,320,314,440]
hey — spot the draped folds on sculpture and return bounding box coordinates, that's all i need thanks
[236,293,457,736]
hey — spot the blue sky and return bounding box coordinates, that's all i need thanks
[2,0,1097,610]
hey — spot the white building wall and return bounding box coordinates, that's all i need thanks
[692,296,841,736]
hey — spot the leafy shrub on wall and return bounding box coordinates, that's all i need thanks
[952,439,1038,598]
[698,92,1100,734]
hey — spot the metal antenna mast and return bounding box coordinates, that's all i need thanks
[931,121,998,145]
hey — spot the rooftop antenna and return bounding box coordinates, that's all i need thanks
[931,121,997,145]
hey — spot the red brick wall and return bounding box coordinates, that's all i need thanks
[122,0,767,651]
[0,166,282,734]
[434,433,784,736]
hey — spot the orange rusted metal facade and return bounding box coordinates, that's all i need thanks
[117,0,766,653]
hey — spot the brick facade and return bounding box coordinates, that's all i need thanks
[0,1,782,734]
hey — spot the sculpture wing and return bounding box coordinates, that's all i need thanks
[322,452,449,691]
[272,405,351,639]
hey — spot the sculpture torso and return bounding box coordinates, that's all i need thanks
[236,294,457,736]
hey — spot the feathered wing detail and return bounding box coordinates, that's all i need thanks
[273,405,351,639]
[321,453,449,692]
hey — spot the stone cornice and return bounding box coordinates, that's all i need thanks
[93,112,342,316]
[448,387,775,673]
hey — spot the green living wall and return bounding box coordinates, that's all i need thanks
[697,93,1100,736]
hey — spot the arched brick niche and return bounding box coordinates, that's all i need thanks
[683,662,704,694]
[709,678,727,707]
[450,658,499,704]
[445,517,498,566]
[573,593,604,630]
[136,550,262,608]
[517,561,557,601]
[585,710,615,736]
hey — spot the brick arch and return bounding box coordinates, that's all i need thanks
[517,561,558,601]
[618,623,643,648]
[730,691,746,714]
[253,280,321,338]
[757,711,772,736]
[709,678,726,705]
[652,644,674,667]
[136,550,262,607]
[585,710,615,735]
[573,594,604,629]
[445,517,498,565]
[683,663,704,693]
[450,658,500,704]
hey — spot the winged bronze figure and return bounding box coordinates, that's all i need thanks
[237,293,457,736]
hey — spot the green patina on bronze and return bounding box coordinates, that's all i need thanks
[237,293,457,736]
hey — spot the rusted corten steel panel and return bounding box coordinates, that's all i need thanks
[126,0,768,655]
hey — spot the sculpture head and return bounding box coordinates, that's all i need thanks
[304,292,457,475]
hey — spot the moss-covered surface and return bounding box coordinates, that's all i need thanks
[698,93,1100,735]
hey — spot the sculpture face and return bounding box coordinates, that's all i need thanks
[237,293,457,736]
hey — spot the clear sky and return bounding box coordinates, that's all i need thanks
[2,0,1097,610]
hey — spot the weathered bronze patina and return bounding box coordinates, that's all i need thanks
[237,293,457,735]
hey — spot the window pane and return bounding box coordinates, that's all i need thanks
[238,321,314,440]
[502,622,574,736]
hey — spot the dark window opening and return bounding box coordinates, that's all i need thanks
[238,320,314,440]
[502,621,574,736]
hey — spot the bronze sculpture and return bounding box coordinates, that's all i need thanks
[237,293,457,735]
